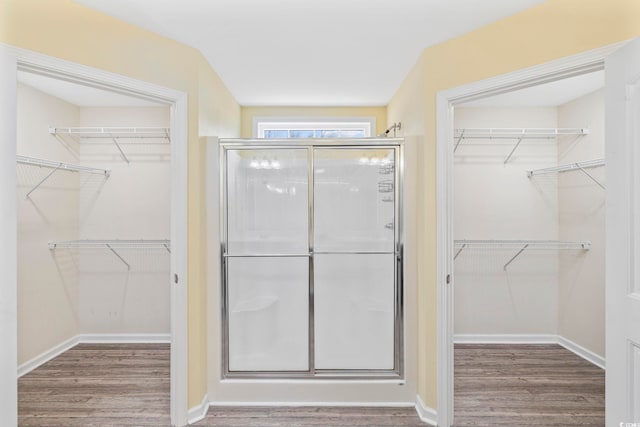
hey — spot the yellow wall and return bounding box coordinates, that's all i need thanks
[388,0,640,409]
[240,106,387,137]
[1,0,241,408]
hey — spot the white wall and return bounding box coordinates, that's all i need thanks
[557,89,605,358]
[16,84,80,365]
[454,107,559,335]
[77,107,171,334]
[17,93,172,368]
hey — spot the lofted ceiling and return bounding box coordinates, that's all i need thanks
[74,0,547,107]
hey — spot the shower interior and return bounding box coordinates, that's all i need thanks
[220,139,404,379]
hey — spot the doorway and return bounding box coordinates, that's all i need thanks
[0,46,188,426]
[451,71,606,425]
[435,42,625,427]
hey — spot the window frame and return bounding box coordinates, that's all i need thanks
[253,116,376,139]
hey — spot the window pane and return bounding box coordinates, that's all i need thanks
[226,149,309,254]
[228,256,309,371]
[339,130,366,138]
[263,129,289,138]
[316,130,340,138]
[289,129,314,138]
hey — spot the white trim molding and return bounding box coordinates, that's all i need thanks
[436,41,626,427]
[17,336,79,378]
[415,395,437,426]
[454,334,557,344]
[17,334,173,378]
[79,333,171,344]
[557,336,605,370]
[454,334,605,369]
[188,394,210,425]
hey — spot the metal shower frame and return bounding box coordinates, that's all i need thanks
[219,137,405,380]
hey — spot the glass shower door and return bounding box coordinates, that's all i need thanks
[225,148,310,372]
[313,148,397,370]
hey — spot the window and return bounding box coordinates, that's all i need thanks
[254,117,375,139]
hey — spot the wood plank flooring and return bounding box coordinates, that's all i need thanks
[18,343,170,427]
[18,343,605,426]
[453,344,605,427]
[194,407,426,426]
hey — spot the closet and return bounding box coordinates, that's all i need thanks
[16,71,171,379]
[452,71,606,422]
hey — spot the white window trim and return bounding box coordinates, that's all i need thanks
[253,116,376,138]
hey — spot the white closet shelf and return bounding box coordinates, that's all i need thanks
[453,127,589,163]
[48,239,171,270]
[48,239,170,250]
[16,155,110,198]
[49,127,171,164]
[527,158,605,189]
[49,127,170,140]
[454,239,591,271]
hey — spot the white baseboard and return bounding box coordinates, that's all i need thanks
[454,334,557,344]
[557,335,605,369]
[414,395,437,426]
[18,335,79,377]
[208,401,414,407]
[79,333,171,344]
[17,333,171,377]
[188,394,210,425]
[454,333,605,369]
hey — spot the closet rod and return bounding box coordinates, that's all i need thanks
[48,239,171,250]
[453,128,589,162]
[454,239,591,271]
[17,155,110,199]
[527,158,605,189]
[454,127,589,140]
[49,127,171,139]
[48,240,170,271]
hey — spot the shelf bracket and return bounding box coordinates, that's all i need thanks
[163,243,171,254]
[503,244,529,271]
[454,130,465,153]
[26,164,61,199]
[106,244,131,270]
[164,128,171,143]
[576,164,606,190]
[504,137,524,164]
[111,137,131,164]
[454,243,466,260]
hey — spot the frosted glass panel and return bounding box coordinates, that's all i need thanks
[228,257,309,371]
[314,254,395,369]
[227,149,308,254]
[314,148,395,252]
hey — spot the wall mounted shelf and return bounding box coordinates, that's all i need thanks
[48,239,170,270]
[454,239,591,271]
[527,158,605,189]
[453,127,589,163]
[49,127,171,164]
[17,155,111,198]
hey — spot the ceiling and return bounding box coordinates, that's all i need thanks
[74,0,547,107]
[462,70,605,108]
[18,71,164,107]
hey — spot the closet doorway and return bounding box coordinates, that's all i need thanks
[434,43,628,427]
[0,47,188,427]
[451,70,606,426]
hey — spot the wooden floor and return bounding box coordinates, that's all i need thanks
[18,343,170,427]
[18,343,605,426]
[453,344,605,427]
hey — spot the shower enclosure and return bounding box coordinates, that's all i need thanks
[220,138,403,379]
